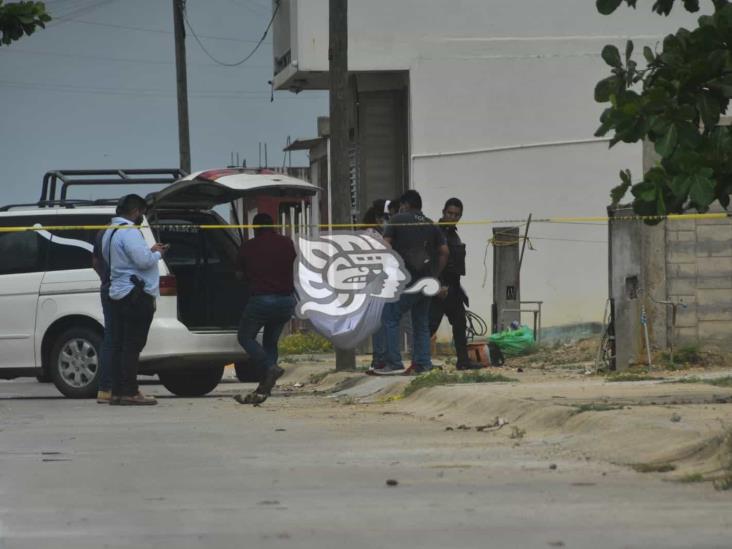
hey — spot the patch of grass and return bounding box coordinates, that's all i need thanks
[714,431,732,491]
[279,332,334,355]
[402,369,516,397]
[307,369,335,385]
[572,403,624,415]
[606,373,658,382]
[678,473,705,484]
[379,394,404,403]
[631,463,677,473]
[706,376,732,388]
[714,475,732,491]
[668,376,704,384]
[668,375,732,388]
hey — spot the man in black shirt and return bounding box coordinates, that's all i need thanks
[377,190,448,375]
[429,198,482,370]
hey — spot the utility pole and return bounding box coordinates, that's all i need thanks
[329,0,356,371]
[173,0,191,173]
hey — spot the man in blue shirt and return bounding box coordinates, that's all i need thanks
[102,194,167,405]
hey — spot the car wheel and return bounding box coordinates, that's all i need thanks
[234,360,261,383]
[158,365,224,397]
[50,327,101,398]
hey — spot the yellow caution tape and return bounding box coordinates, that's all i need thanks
[0,212,728,233]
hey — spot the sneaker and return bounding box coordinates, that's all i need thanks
[118,392,157,406]
[234,392,268,405]
[456,360,484,371]
[96,390,112,404]
[257,365,285,396]
[372,364,405,376]
[366,363,386,375]
[403,363,432,376]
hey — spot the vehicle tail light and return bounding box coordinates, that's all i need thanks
[159,275,177,296]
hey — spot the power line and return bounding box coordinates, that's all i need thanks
[48,0,119,25]
[56,18,268,44]
[1,47,270,69]
[183,1,280,67]
[0,79,284,99]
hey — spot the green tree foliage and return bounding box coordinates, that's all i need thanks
[0,1,51,46]
[595,0,732,219]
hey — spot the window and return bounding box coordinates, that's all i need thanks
[155,219,223,267]
[46,215,112,272]
[0,215,48,275]
[153,214,238,268]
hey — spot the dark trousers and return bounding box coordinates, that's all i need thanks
[429,285,469,364]
[237,294,296,380]
[110,292,155,397]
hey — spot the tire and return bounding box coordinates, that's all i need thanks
[50,327,102,398]
[234,360,261,383]
[158,365,224,397]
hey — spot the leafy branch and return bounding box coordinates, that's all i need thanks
[0,1,51,46]
[596,0,732,219]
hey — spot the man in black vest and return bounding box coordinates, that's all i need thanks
[377,190,448,376]
[430,198,482,370]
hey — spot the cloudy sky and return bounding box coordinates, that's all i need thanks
[0,0,327,205]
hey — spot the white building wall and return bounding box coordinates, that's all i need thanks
[409,53,639,328]
[274,0,704,331]
[282,0,700,76]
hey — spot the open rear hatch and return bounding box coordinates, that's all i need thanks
[147,169,318,331]
[148,168,319,210]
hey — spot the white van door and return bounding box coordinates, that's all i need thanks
[0,215,49,368]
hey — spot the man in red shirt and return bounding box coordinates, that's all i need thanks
[234,212,297,405]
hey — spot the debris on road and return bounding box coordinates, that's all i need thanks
[475,417,509,432]
[386,479,399,487]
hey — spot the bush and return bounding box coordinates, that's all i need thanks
[662,345,703,367]
[279,331,334,355]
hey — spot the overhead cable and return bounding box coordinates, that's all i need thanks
[182,1,280,67]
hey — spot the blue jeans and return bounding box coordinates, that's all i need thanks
[371,324,386,367]
[99,291,113,392]
[383,293,432,370]
[237,294,296,377]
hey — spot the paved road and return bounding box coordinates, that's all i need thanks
[1,379,730,549]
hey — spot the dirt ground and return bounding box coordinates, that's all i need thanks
[276,338,732,488]
[2,374,732,549]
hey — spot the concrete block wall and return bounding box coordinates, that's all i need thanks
[665,212,732,350]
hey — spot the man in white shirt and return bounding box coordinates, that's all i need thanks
[102,194,167,405]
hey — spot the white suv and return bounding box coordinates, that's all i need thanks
[0,169,318,398]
